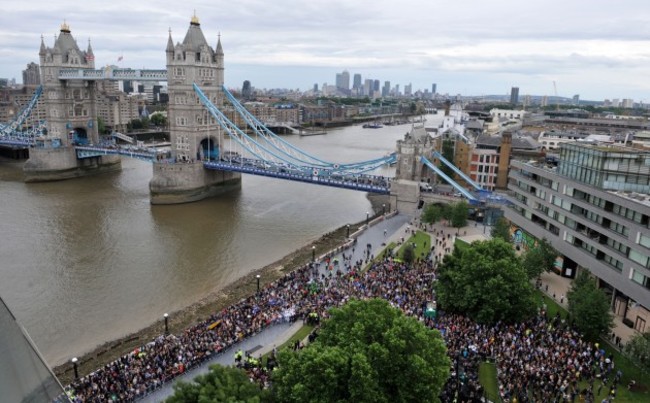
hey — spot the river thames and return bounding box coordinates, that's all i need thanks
[0,114,440,366]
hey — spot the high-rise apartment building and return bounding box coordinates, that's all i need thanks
[506,142,650,332]
[335,70,350,91]
[352,74,362,94]
[572,94,580,105]
[22,62,40,86]
[242,80,252,100]
[510,87,519,105]
[382,81,390,97]
[432,83,437,95]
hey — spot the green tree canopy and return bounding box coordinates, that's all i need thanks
[490,217,511,242]
[402,244,415,264]
[451,201,468,229]
[566,271,614,340]
[624,331,650,373]
[165,364,267,403]
[272,299,449,403]
[436,238,537,324]
[521,238,558,279]
[421,204,443,225]
[150,112,167,127]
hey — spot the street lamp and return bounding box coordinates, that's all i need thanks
[346,224,350,238]
[71,357,79,379]
[312,246,316,262]
[382,203,386,215]
[256,274,261,293]
[366,211,369,227]
[163,313,169,334]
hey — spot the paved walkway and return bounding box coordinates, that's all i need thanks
[537,270,639,347]
[141,212,410,402]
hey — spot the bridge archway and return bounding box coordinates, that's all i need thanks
[198,136,219,161]
[71,127,88,146]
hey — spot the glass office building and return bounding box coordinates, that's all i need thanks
[506,143,650,333]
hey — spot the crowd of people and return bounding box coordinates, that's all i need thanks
[64,223,624,403]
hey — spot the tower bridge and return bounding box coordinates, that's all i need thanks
[0,14,501,212]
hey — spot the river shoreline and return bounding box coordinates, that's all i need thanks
[54,193,389,385]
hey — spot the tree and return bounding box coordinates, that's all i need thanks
[567,271,613,340]
[624,332,650,373]
[490,217,511,242]
[436,238,537,324]
[421,204,443,225]
[272,299,449,403]
[402,244,415,264]
[97,116,108,135]
[521,238,558,279]
[450,201,468,229]
[166,364,267,403]
[150,112,167,127]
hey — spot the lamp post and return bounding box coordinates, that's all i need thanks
[346,224,350,238]
[382,203,386,215]
[312,246,316,262]
[366,211,369,227]
[256,274,261,293]
[71,357,79,379]
[163,313,169,334]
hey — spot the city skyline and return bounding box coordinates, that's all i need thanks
[1,0,649,101]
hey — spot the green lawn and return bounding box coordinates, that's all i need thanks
[397,230,431,260]
[536,291,649,402]
[453,238,470,253]
[478,362,501,403]
[261,324,315,365]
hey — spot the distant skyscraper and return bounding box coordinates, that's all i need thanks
[404,83,412,96]
[572,94,580,105]
[313,83,318,92]
[341,70,350,91]
[382,81,390,97]
[242,80,252,100]
[353,73,362,93]
[432,83,437,94]
[363,79,373,97]
[373,80,380,93]
[541,95,548,107]
[22,62,40,86]
[395,84,400,96]
[510,87,519,105]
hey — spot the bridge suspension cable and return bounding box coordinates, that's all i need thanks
[0,86,43,139]
[194,84,394,175]
[220,85,396,171]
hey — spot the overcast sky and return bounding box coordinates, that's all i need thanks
[1,0,649,101]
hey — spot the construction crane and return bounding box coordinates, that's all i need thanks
[553,81,560,111]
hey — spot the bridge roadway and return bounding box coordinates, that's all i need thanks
[73,145,391,194]
[203,161,390,194]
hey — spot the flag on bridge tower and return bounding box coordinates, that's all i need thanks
[117,55,123,62]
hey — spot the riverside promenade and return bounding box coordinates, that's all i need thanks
[143,212,638,402]
[142,212,410,402]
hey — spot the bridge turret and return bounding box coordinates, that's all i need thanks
[165,28,174,64]
[39,35,46,57]
[215,34,224,83]
[152,14,239,204]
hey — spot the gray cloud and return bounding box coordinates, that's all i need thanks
[1,0,649,100]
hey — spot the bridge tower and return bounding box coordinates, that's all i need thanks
[24,22,120,181]
[391,125,435,213]
[149,14,241,204]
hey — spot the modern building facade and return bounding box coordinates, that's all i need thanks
[22,62,41,86]
[505,142,650,332]
[510,87,519,105]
